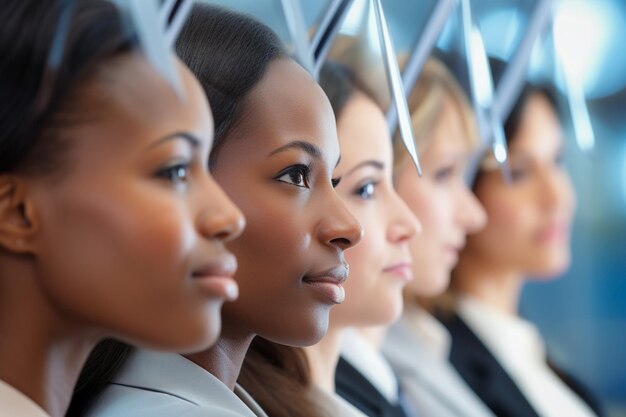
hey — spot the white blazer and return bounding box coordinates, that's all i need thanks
[85,349,268,417]
[382,307,496,417]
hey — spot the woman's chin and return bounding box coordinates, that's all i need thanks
[526,251,571,280]
[262,312,331,347]
[407,271,451,299]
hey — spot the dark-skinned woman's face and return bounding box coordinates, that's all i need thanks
[12,54,245,352]
[212,59,363,346]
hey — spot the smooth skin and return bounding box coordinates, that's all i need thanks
[305,92,420,392]
[396,96,486,299]
[454,93,576,314]
[185,59,363,390]
[0,54,244,417]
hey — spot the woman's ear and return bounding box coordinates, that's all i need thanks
[0,176,40,255]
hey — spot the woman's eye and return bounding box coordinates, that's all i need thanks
[156,164,189,184]
[554,151,565,167]
[354,181,377,200]
[510,167,529,182]
[276,164,310,188]
[434,166,454,183]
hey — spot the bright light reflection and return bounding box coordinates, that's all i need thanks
[554,0,615,97]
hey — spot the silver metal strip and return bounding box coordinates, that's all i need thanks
[166,0,194,46]
[373,0,422,175]
[493,0,554,124]
[114,0,185,98]
[387,0,457,139]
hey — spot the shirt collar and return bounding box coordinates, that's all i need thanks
[340,329,398,403]
[457,295,546,370]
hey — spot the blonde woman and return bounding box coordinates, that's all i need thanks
[382,58,494,417]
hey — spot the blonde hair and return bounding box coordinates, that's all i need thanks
[393,58,479,174]
[395,58,478,313]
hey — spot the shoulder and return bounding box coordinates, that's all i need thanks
[85,383,195,417]
[85,383,246,417]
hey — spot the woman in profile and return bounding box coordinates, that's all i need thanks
[381,58,493,417]
[319,63,419,417]
[70,5,362,417]
[439,71,604,417]
[0,1,244,416]
[238,62,420,417]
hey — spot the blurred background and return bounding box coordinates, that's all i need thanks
[194,0,626,414]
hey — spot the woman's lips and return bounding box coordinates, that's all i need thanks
[382,262,413,282]
[536,224,569,243]
[191,253,239,301]
[303,264,349,304]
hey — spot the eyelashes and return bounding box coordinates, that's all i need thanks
[434,166,455,183]
[275,164,311,188]
[353,180,379,200]
[274,164,342,189]
[155,163,190,184]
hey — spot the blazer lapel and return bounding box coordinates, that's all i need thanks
[441,313,541,417]
[335,357,409,417]
[384,316,495,417]
[112,349,261,416]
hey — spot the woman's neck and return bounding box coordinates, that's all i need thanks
[355,326,387,349]
[303,327,344,393]
[0,267,100,417]
[454,257,524,315]
[184,321,255,391]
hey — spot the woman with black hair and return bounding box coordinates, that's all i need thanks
[70,5,362,417]
[237,62,420,417]
[439,73,604,417]
[0,1,245,416]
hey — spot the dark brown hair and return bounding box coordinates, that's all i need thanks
[238,340,323,417]
[237,62,370,417]
[68,5,289,416]
[0,0,135,176]
[175,3,285,166]
[471,58,561,190]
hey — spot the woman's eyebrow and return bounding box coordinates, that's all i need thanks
[268,140,321,159]
[342,160,384,178]
[148,131,201,149]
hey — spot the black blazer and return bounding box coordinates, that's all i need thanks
[335,357,410,417]
[438,312,604,417]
